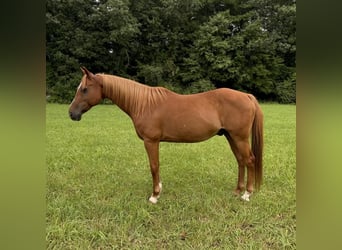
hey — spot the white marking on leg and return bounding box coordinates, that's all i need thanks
[158,182,162,196]
[241,191,251,201]
[148,182,163,204]
[149,196,158,204]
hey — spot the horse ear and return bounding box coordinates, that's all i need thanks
[80,66,94,79]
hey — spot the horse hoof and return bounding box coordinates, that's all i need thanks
[149,196,158,204]
[241,191,251,201]
[148,182,162,204]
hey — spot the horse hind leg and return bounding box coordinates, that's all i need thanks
[225,133,255,201]
[243,150,256,201]
[236,140,255,201]
[225,133,245,195]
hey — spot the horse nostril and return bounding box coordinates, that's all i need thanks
[69,111,81,121]
[69,111,76,120]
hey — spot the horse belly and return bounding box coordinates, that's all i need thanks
[160,112,220,142]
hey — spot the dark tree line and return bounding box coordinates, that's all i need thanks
[46,0,296,103]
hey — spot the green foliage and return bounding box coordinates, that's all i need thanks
[186,8,291,100]
[187,79,216,94]
[46,0,140,102]
[275,71,296,104]
[46,0,296,102]
[47,103,296,249]
[137,63,164,86]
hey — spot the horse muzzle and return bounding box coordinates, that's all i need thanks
[69,111,82,121]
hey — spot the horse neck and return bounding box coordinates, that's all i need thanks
[100,74,167,118]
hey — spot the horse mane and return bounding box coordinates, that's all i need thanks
[99,74,170,117]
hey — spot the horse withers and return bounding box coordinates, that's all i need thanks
[69,67,263,203]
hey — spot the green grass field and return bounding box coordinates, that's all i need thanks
[46,103,296,249]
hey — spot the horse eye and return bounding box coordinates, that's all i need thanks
[82,88,87,94]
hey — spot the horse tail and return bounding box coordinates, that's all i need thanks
[249,94,264,190]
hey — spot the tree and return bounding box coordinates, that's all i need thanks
[46,0,296,103]
[46,0,140,103]
[182,10,278,99]
[180,0,295,101]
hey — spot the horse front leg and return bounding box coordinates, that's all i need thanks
[144,140,162,204]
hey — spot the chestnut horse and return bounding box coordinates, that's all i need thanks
[69,67,263,203]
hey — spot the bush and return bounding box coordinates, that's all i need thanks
[137,64,163,86]
[275,72,296,104]
[46,71,81,104]
[186,79,216,94]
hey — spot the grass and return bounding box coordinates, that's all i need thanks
[46,103,296,249]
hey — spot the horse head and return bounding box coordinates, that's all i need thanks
[69,67,103,121]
